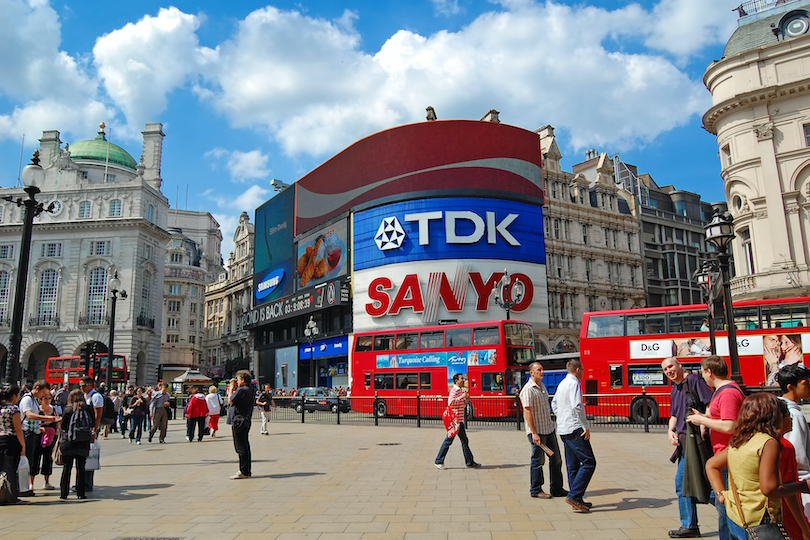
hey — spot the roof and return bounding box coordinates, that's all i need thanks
[68,128,138,170]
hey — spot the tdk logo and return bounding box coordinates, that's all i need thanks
[375,217,406,251]
[375,211,520,251]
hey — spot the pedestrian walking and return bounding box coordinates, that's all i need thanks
[519,362,566,499]
[205,386,222,438]
[0,384,26,505]
[185,387,208,442]
[434,373,480,469]
[551,359,596,513]
[229,370,254,479]
[777,365,810,522]
[59,389,93,500]
[257,383,276,435]
[148,383,171,443]
[126,387,148,444]
[79,376,103,491]
[104,390,120,437]
[119,385,134,438]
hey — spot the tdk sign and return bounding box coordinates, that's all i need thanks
[354,198,546,270]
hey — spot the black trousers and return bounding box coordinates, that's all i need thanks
[232,420,251,476]
[0,438,21,503]
[187,416,205,441]
[61,455,86,499]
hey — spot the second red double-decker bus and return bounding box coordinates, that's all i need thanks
[351,320,536,418]
[578,297,810,422]
[45,354,129,389]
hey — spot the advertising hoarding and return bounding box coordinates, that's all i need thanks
[296,219,348,290]
[254,188,295,305]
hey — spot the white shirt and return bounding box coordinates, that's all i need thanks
[85,388,104,409]
[205,393,222,415]
[782,397,810,480]
[551,373,589,436]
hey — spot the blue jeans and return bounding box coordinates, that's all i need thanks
[129,416,143,441]
[716,469,730,540]
[528,432,565,496]
[727,501,768,540]
[675,455,698,529]
[435,423,475,466]
[560,428,596,502]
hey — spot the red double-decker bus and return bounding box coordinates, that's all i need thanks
[351,320,536,418]
[45,354,129,389]
[579,297,810,422]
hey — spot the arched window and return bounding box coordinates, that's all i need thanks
[147,204,154,222]
[140,270,151,319]
[741,228,755,275]
[0,270,9,322]
[79,201,91,219]
[87,268,108,324]
[38,269,59,324]
[109,199,122,217]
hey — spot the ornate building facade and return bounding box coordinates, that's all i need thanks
[703,0,810,300]
[0,124,170,385]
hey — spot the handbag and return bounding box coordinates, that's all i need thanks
[17,456,30,496]
[86,442,101,471]
[728,470,791,540]
[52,431,64,466]
[0,471,11,504]
[442,406,460,438]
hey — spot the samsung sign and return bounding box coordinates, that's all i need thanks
[353,198,546,271]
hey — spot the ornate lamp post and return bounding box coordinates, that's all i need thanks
[304,316,319,386]
[704,209,741,384]
[106,272,127,393]
[3,151,54,384]
[693,259,719,355]
[490,269,525,320]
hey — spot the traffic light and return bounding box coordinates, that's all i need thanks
[81,346,90,376]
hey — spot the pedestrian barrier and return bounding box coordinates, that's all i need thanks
[251,392,670,431]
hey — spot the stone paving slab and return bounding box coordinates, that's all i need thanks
[0,420,720,539]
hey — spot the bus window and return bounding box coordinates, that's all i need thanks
[510,348,535,366]
[763,304,810,329]
[668,310,707,333]
[355,336,373,352]
[609,365,623,387]
[49,359,63,370]
[627,364,667,386]
[733,306,759,330]
[397,373,419,389]
[364,373,371,387]
[374,334,395,351]
[420,331,444,349]
[586,315,625,338]
[113,355,124,369]
[505,323,535,346]
[419,372,431,390]
[482,373,504,392]
[445,327,471,348]
[374,373,394,390]
[626,314,665,335]
[71,358,81,369]
[396,332,419,350]
[473,326,500,346]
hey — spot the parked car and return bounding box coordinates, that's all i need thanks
[294,387,351,413]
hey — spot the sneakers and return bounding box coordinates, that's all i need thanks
[136,441,141,445]
[668,527,701,538]
[467,462,482,468]
[565,498,591,513]
[531,492,552,499]
[261,431,269,435]
[230,472,250,480]
[551,489,569,498]
[434,463,444,470]
[43,483,55,491]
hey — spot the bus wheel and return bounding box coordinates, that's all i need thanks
[629,397,659,424]
[465,402,474,420]
[375,399,387,418]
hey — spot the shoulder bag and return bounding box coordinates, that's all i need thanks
[728,469,790,540]
[52,431,64,466]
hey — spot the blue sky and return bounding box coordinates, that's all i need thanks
[0,0,740,259]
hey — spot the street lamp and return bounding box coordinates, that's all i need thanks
[3,150,54,384]
[304,316,319,386]
[490,269,525,320]
[692,259,720,355]
[106,271,127,393]
[704,209,741,384]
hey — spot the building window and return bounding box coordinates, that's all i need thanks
[600,193,606,208]
[585,259,593,280]
[38,268,59,322]
[147,205,154,222]
[553,219,561,240]
[721,145,732,168]
[605,228,610,247]
[612,230,618,249]
[627,233,633,251]
[191,286,198,297]
[106,174,116,183]
[170,253,182,264]
[109,199,122,217]
[143,244,152,260]
[190,303,197,314]
[587,295,596,312]
[564,220,570,241]
[741,228,755,274]
[169,285,181,295]
[580,189,586,204]
[140,270,151,320]
[91,241,110,256]
[190,319,195,328]
[0,207,3,223]
[189,335,196,344]
[630,266,637,287]
[804,124,810,147]
[166,334,179,343]
[41,243,62,258]
[80,171,88,180]
[551,182,558,199]
[582,224,589,245]
[0,245,14,259]
[0,270,9,322]
[167,318,178,329]
[87,267,108,324]
[609,196,614,211]
[167,300,180,312]
[79,201,91,219]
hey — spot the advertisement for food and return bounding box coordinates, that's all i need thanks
[296,220,348,289]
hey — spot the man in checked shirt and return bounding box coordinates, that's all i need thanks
[520,362,567,499]
[434,373,481,469]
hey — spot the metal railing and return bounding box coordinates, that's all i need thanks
[736,0,794,17]
[136,314,155,328]
[28,314,60,327]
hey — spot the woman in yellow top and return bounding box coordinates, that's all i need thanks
[706,393,810,540]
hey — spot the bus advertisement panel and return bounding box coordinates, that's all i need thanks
[579,297,810,422]
[351,320,535,418]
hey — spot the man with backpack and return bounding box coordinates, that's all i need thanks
[79,376,103,492]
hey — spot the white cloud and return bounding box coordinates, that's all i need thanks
[644,0,740,61]
[209,184,271,264]
[205,148,272,182]
[93,7,208,139]
[431,0,462,17]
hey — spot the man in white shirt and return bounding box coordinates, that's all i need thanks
[81,376,103,492]
[778,364,810,520]
[551,359,596,513]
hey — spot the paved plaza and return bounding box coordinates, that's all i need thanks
[1,419,720,540]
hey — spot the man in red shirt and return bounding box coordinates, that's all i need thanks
[686,355,744,540]
[434,373,480,469]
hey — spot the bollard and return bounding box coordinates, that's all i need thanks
[301,393,306,424]
[417,391,421,428]
[374,392,379,426]
[643,386,649,433]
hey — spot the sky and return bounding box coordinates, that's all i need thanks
[0,0,741,261]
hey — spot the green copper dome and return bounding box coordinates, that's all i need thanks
[68,127,138,170]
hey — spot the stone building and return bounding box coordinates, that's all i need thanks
[202,211,254,379]
[703,0,810,300]
[538,126,646,355]
[0,124,170,385]
[159,209,223,381]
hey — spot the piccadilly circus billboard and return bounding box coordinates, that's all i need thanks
[352,197,548,331]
